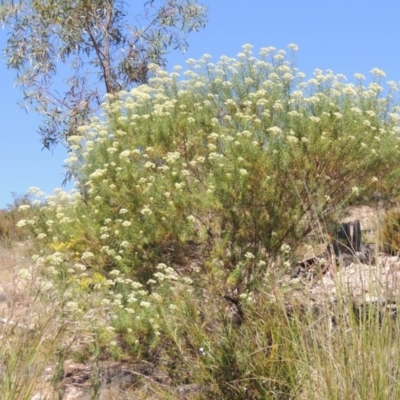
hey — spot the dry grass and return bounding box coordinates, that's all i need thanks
[0,241,71,399]
[4,203,400,399]
[0,242,32,323]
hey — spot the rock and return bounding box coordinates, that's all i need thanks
[63,386,91,400]
[30,395,45,400]
[292,220,377,279]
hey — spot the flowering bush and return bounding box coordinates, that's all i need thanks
[35,44,399,269]
[16,44,400,365]
[20,45,400,281]
[14,41,400,340]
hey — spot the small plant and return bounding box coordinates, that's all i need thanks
[0,193,34,244]
[380,209,400,254]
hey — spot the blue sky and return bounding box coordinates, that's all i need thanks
[1,0,400,208]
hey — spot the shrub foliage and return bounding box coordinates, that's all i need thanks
[14,44,400,398]
[21,45,400,277]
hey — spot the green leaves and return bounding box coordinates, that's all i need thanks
[0,0,208,148]
[16,44,400,294]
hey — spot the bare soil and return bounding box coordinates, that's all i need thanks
[287,204,400,309]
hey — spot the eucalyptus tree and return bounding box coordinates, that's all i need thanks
[0,0,207,148]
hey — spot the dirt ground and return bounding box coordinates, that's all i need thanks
[287,204,400,308]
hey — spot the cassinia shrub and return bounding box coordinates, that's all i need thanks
[19,44,400,286]
[13,43,400,398]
